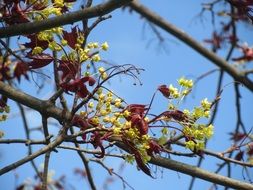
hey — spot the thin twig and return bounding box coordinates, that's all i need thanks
[0,139,47,145]
[17,103,42,181]
[42,117,51,190]
[69,127,97,190]
[90,158,134,190]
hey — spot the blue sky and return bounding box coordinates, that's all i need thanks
[0,0,253,189]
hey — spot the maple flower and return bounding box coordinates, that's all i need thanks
[32,46,43,55]
[92,54,101,62]
[101,42,109,51]
[168,84,180,98]
[178,77,193,88]
[201,98,212,110]
[54,0,65,7]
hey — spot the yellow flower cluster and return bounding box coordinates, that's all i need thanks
[82,88,154,165]
[162,79,214,152]
[166,77,194,110]
[32,46,43,55]
[32,27,63,53]
[183,124,214,151]
[169,84,180,98]
[54,0,64,7]
[124,154,135,164]
[178,77,193,88]
[192,98,212,119]
[98,67,108,80]
[124,133,152,164]
[184,124,213,140]
[157,127,169,145]
[185,140,205,151]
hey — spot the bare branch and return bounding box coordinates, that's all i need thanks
[128,1,253,92]
[42,117,51,190]
[0,139,47,145]
[0,0,132,38]
[116,141,253,190]
[150,155,253,190]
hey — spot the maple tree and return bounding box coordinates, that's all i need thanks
[0,0,253,190]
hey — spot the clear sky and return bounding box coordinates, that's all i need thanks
[0,0,253,190]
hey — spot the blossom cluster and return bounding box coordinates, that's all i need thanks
[158,77,214,152]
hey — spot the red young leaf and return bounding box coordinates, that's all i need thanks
[134,150,152,177]
[228,0,253,21]
[3,2,30,25]
[27,53,53,69]
[14,61,29,82]
[62,27,79,49]
[163,110,186,121]
[147,140,162,156]
[158,85,170,98]
[60,77,95,98]
[60,79,89,98]
[90,131,105,158]
[131,114,148,135]
[125,104,147,119]
[58,60,78,80]
[72,115,89,129]
[87,76,96,86]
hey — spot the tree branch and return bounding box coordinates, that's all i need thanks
[1,81,253,189]
[115,141,253,190]
[0,0,132,38]
[150,155,253,190]
[0,81,72,123]
[42,117,51,190]
[0,131,65,176]
[128,1,253,92]
[0,139,47,145]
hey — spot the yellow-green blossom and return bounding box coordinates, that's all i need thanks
[201,98,212,110]
[101,42,109,51]
[169,84,180,98]
[185,140,195,151]
[32,46,43,55]
[92,54,101,62]
[178,77,193,88]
